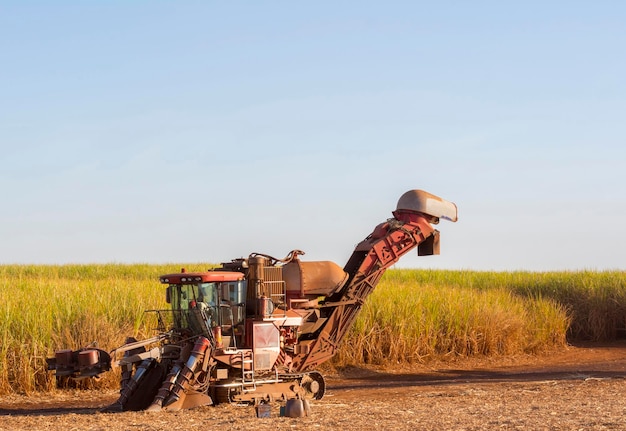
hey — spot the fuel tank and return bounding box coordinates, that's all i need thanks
[283,260,348,299]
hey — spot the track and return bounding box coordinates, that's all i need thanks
[2,342,626,430]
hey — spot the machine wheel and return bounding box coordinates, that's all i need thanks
[301,371,325,400]
[212,385,234,405]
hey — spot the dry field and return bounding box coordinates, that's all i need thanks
[2,342,626,430]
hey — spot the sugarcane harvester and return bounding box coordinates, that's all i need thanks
[47,190,458,412]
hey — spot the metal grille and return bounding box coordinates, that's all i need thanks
[262,267,285,305]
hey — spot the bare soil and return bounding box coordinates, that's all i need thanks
[2,342,626,430]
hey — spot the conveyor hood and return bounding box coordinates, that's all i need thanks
[394,189,458,224]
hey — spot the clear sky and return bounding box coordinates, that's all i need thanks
[1,2,625,271]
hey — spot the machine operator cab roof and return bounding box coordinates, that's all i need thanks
[159,270,244,285]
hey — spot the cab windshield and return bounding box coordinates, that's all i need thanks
[169,282,218,335]
[168,280,247,345]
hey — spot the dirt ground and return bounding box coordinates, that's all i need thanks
[2,342,626,430]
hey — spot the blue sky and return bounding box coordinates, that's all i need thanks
[1,1,625,271]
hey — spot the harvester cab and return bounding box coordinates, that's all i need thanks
[47,189,457,413]
[159,270,246,349]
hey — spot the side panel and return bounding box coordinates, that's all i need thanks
[252,322,280,370]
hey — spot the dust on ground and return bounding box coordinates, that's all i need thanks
[2,341,626,430]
